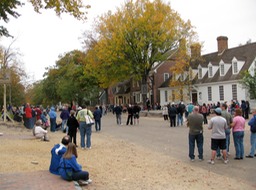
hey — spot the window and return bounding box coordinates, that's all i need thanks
[233,61,238,74]
[220,64,225,76]
[208,87,212,101]
[164,73,169,82]
[219,86,224,101]
[189,68,193,80]
[164,91,168,102]
[208,66,213,77]
[180,89,183,101]
[232,84,237,100]
[180,73,184,81]
[198,67,202,79]
[172,91,175,102]
[136,94,140,102]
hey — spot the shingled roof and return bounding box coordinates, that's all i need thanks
[195,42,256,84]
[159,42,256,88]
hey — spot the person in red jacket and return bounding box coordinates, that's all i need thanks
[25,103,33,129]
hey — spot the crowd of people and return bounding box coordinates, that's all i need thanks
[186,101,256,165]
[2,99,256,185]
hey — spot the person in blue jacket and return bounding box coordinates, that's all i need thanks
[49,106,57,132]
[59,143,92,185]
[49,135,70,175]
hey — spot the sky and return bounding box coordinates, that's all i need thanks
[0,0,256,82]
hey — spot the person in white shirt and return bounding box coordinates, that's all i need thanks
[33,119,49,141]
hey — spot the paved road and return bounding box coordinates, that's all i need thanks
[99,113,256,187]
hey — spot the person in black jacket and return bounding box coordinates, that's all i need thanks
[126,104,134,125]
[168,103,177,127]
[67,110,79,147]
[93,106,102,131]
[113,105,123,125]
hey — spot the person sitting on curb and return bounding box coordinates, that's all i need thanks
[32,119,49,141]
[49,135,70,175]
[59,142,92,185]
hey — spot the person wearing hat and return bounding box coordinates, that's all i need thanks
[208,107,228,164]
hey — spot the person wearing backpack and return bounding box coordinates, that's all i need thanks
[245,109,256,158]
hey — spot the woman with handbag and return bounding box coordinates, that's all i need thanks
[59,143,92,185]
[76,105,94,149]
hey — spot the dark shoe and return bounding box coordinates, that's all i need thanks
[254,154,256,157]
[246,155,254,158]
[234,157,240,160]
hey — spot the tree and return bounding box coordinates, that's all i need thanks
[0,41,26,106]
[39,50,99,106]
[240,70,256,99]
[0,0,90,37]
[83,0,196,105]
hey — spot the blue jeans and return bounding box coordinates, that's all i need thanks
[116,114,121,125]
[217,128,230,156]
[28,118,34,129]
[249,132,256,156]
[95,119,101,131]
[50,118,56,132]
[61,119,68,131]
[80,122,92,148]
[177,113,183,126]
[189,133,204,159]
[233,131,244,158]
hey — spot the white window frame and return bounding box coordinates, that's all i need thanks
[198,66,202,79]
[208,65,213,77]
[233,61,238,74]
[220,63,225,76]
[219,85,224,101]
[208,87,212,101]
[232,84,237,100]
[189,68,193,80]
[164,91,168,102]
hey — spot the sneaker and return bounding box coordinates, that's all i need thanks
[86,179,92,184]
[199,158,204,162]
[81,147,85,150]
[227,152,231,155]
[224,159,228,164]
[245,155,254,158]
[208,160,214,165]
[78,180,89,185]
[216,156,222,160]
[190,159,195,162]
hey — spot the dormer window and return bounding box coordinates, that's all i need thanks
[208,65,213,77]
[233,61,238,74]
[189,68,193,80]
[180,73,184,81]
[198,66,202,79]
[220,63,225,76]
[164,73,169,82]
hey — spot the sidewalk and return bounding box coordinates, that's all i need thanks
[0,170,79,190]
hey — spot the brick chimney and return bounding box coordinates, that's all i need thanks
[190,43,201,59]
[217,36,228,54]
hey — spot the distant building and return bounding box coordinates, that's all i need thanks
[159,36,256,106]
